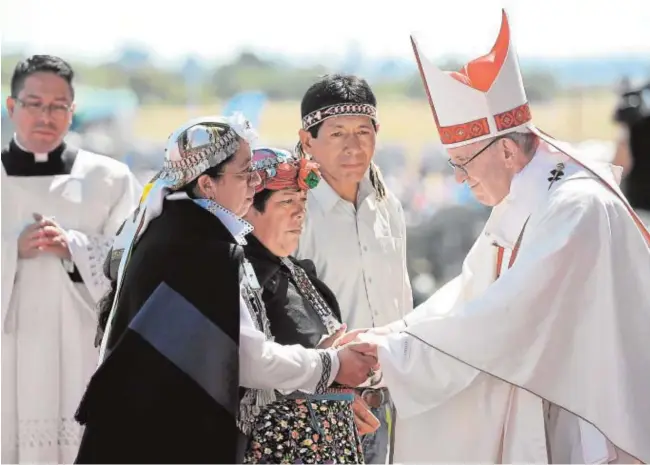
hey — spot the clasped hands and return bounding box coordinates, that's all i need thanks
[18,213,71,260]
[317,324,389,387]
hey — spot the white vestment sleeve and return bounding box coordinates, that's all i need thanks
[66,231,114,302]
[396,200,414,317]
[238,295,340,393]
[385,275,463,333]
[1,235,19,332]
[361,331,480,417]
[67,170,141,302]
[376,183,650,461]
[370,184,606,419]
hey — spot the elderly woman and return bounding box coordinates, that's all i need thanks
[242,147,379,464]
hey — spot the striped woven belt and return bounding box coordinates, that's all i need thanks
[283,387,356,402]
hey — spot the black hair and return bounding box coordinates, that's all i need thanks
[10,54,75,99]
[252,188,274,213]
[301,74,378,135]
[179,125,243,199]
[614,81,650,128]
[180,164,227,199]
[300,74,387,200]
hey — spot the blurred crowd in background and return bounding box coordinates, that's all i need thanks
[2,47,648,305]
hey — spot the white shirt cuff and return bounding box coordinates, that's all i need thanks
[325,348,339,387]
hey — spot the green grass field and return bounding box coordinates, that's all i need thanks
[134,91,618,165]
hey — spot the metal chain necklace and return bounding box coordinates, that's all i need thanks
[280,257,341,335]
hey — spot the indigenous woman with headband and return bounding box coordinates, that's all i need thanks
[241,147,379,464]
[74,114,262,464]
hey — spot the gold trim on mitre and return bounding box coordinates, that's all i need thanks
[411,9,533,148]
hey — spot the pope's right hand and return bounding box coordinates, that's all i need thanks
[333,325,395,348]
[331,328,369,348]
[335,342,379,387]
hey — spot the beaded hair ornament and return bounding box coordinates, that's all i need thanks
[158,112,257,189]
[252,147,321,193]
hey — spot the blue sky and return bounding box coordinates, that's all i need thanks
[2,0,649,63]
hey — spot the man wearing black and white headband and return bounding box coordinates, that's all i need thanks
[295,74,413,464]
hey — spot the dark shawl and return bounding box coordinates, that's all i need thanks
[75,199,242,464]
[243,234,342,348]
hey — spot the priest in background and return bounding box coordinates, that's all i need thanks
[1,54,141,464]
[350,10,650,464]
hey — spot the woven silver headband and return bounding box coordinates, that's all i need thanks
[159,124,240,189]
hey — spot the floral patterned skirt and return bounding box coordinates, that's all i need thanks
[243,398,364,464]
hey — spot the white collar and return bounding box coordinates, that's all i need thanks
[201,200,252,246]
[310,171,375,212]
[13,134,49,162]
[484,144,571,249]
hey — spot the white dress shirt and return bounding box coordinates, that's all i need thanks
[295,176,413,330]
[212,204,339,393]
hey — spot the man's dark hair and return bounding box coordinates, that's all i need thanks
[10,54,75,99]
[300,74,387,200]
[301,74,378,134]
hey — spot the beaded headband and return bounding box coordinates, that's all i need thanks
[252,147,321,193]
[301,103,378,130]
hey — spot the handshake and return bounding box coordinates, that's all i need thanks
[317,324,389,387]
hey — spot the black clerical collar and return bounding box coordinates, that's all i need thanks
[2,139,78,176]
